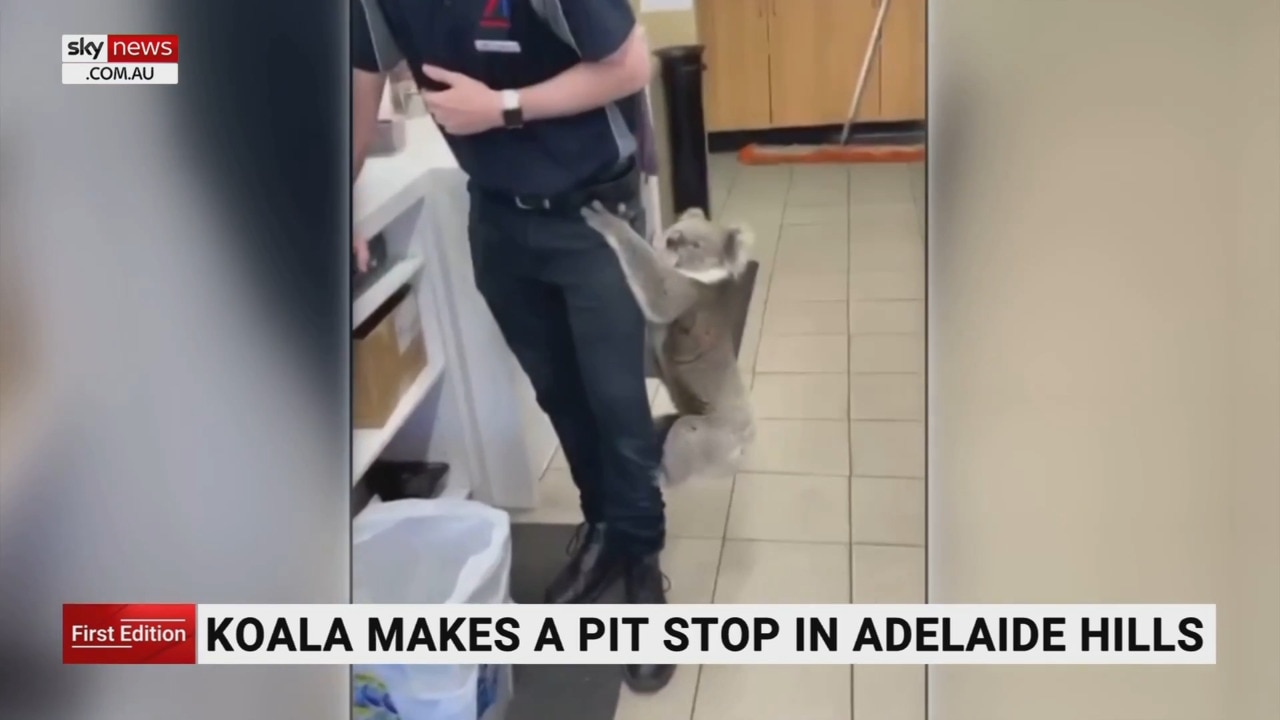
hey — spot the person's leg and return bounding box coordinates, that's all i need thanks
[529,200,674,693]
[530,206,665,554]
[468,196,618,599]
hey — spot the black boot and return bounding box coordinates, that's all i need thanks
[543,523,626,604]
[622,554,676,693]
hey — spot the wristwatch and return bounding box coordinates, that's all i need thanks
[501,89,523,129]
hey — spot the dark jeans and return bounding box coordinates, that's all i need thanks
[468,190,665,556]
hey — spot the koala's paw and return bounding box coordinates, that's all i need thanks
[581,200,628,237]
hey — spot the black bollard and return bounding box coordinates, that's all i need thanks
[654,45,711,218]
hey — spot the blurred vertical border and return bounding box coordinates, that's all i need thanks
[0,1,353,719]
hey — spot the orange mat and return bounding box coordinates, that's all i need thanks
[738,143,925,165]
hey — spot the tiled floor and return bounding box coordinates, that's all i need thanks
[519,155,927,720]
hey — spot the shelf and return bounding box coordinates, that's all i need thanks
[354,151,430,241]
[353,256,424,328]
[352,359,446,483]
[353,117,457,241]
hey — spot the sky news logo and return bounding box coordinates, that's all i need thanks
[62,34,179,85]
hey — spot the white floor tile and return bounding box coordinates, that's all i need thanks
[791,164,850,190]
[652,386,676,416]
[511,467,581,525]
[775,238,849,274]
[694,665,851,720]
[756,335,849,373]
[714,540,850,603]
[788,177,849,207]
[849,334,924,373]
[664,537,723,604]
[770,273,849,302]
[850,270,924,299]
[721,204,786,234]
[853,665,925,720]
[743,419,851,476]
[752,373,849,419]
[664,472,734,540]
[852,544,926,603]
[849,300,925,334]
[850,421,925,477]
[848,164,911,196]
[850,373,925,420]
[847,202,919,238]
[784,204,848,228]
[851,476,926,546]
[763,300,849,336]
[849,239,925,272]
[779,222,848,245]
[727,473,850,543]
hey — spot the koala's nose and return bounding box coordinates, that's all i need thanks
[665,231,687,248]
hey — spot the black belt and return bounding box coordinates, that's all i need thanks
[478,157,639,214]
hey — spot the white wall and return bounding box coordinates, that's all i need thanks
[928,0,1279,717]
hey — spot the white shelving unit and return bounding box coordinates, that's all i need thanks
[352,256,424,328]
[352,125,478,501]
[352,355,446,482]
[351,116,557,511]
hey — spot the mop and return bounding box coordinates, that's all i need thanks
[738,0,925,165]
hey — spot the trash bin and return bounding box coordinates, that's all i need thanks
[352,499,514,720]
[654,44,712,218]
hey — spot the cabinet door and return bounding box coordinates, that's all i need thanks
[767,0,881,128]
[698,0,773,132]
[878,0,926,120]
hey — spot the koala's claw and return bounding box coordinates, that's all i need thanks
[581,201,630,242]
[581,200,608,220]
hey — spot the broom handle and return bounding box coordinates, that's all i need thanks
[839,0,893,145]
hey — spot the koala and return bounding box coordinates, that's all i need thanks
[581,201,756,486]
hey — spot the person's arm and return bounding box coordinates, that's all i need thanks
[518,0,651,121]
[419,0,651,136]
[351,0,398,178]
[353,71,385,180]
[517,24,651,122]
[351,0,403,269]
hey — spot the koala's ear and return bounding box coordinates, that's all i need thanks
[679,207,707,222]
[724,224,754,277]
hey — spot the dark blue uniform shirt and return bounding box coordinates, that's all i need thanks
[352,0,644,197]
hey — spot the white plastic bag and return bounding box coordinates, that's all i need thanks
[352,499,513,720]
[353,498,511,605]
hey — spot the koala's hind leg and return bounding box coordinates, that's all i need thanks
[660,415,746,486]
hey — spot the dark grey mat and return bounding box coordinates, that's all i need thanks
[645,259,759,378]
[508,522,624,720]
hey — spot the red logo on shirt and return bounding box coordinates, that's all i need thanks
[480,0,510,28]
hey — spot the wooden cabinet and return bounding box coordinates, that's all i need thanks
[766,0,881,127]
[698,0,925,131]
[877,0,926,120]
[696,0,772,130]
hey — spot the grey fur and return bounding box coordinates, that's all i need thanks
[582,202,756,486]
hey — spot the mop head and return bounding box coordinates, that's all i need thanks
[738,143,924,165]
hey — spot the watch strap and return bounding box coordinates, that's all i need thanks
[501,89,523,129]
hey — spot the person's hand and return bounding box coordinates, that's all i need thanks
[420,65,504,136]
[354,233,370,273]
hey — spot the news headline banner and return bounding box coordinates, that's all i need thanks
[63,604,1215,665]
